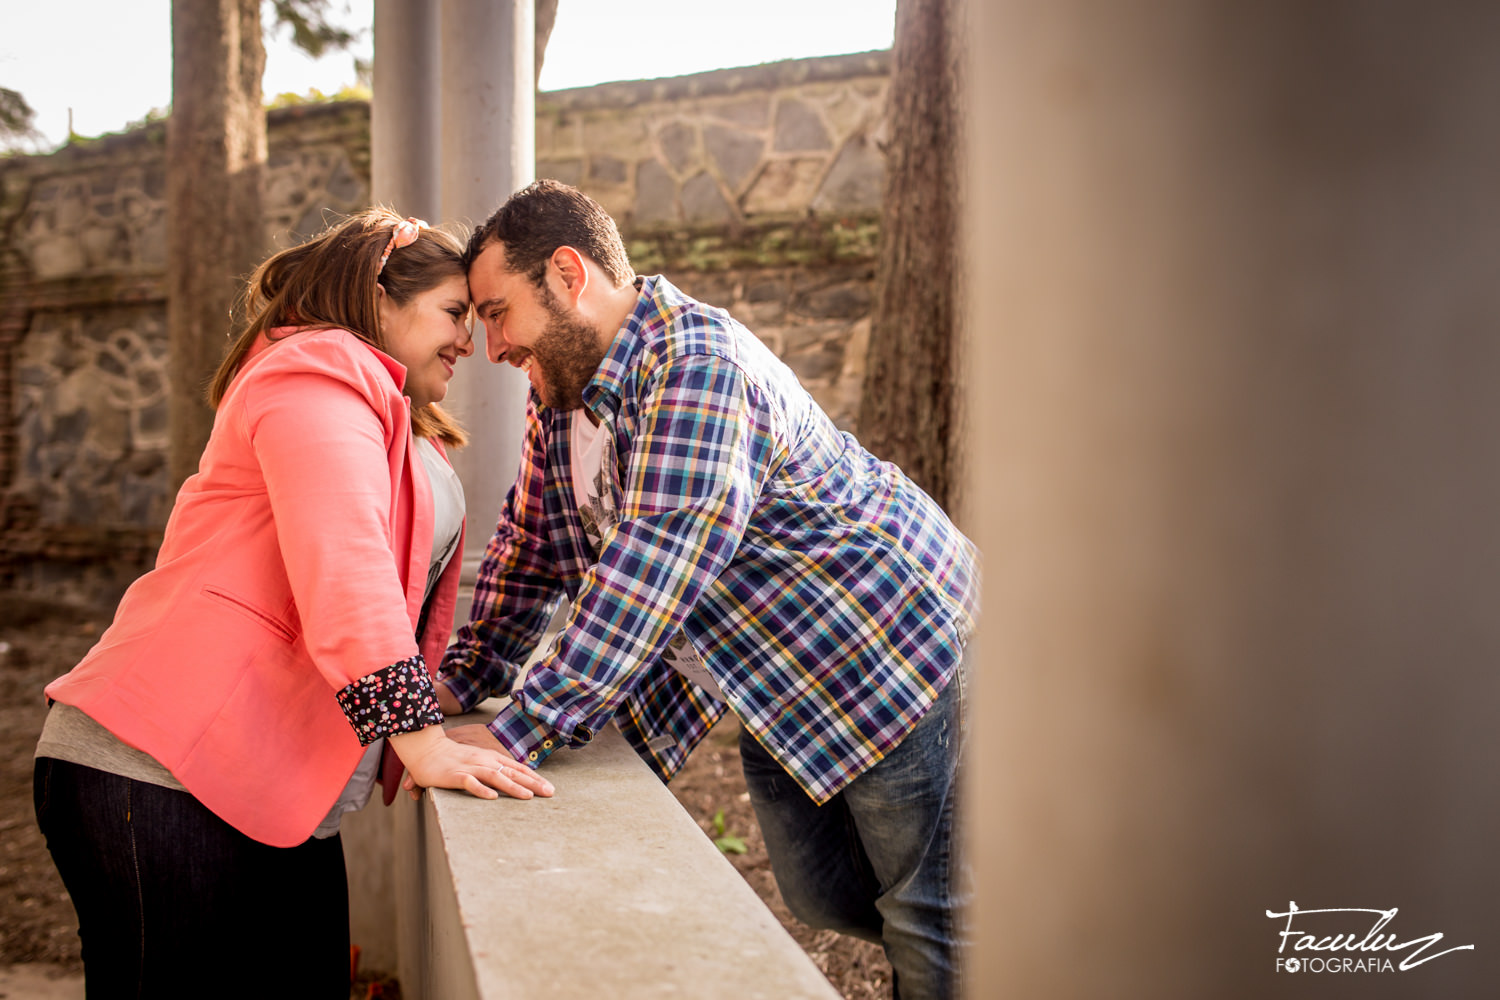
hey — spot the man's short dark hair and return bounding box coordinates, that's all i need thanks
[466,179,635,288]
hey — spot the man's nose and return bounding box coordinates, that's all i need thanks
[484,323,506,364]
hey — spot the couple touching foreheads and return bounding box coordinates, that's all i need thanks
[34,180,979,1000]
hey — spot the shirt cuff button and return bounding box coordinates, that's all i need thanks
[528,750,540,762]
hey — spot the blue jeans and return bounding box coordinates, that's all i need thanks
[33,758,350,999]
[739,663,968,1000]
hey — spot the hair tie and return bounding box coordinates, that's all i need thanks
[377,217,428,274]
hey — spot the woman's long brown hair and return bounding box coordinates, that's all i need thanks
[208,208,468,446]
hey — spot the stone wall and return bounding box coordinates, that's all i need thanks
[0,52,889,603]
[0,102,375,601]
[541,51,888,430]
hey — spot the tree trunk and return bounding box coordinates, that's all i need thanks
[167,0,267,490]
[859,0,965,517]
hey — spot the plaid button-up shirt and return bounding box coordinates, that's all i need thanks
[439,276,979,804]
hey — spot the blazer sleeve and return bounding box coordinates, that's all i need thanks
[240,360,443,744]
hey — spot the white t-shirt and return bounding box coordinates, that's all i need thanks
[570,412,725,701]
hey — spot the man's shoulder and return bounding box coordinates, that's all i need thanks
[639,276,747,364]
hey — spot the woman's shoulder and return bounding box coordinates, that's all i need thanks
[237,327,404,396]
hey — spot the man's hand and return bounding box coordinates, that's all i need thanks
[389,725,554,802]
[435,682,464,715]
[446,723,503,751]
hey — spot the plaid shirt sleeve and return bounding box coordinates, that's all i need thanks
[486,351,767,767]
[439,396,567,711]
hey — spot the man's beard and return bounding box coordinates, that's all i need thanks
[530,283,607,411]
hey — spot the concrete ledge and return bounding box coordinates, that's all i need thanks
[394,702,840,1000]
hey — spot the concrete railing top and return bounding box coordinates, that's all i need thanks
[401,700,841,1000]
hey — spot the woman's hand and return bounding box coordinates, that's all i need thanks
[389,725,554,801]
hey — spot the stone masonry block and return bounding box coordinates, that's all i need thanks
[818,85,885,143]
[743,157,827,217]
[811,134,886,214]
[773,99,831,152]
[786,336,846,385]
[658,122,698,175]
[793,280,874,320]
[708,95,771,129]
[326,157,365,203]
[80,224,129,269]
[578,113,651,163]
[31,236,85,278]
[703,125,765,193]
[588,155,627,184]
[634,159,678,225]
[539,159,585,186]
[681,173,732,224]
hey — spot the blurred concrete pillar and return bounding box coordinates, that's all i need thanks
[439,0,534,579]
[372,0,441,219]
[963,3,1500,998]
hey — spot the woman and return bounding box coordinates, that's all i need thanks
[32,209,551,997]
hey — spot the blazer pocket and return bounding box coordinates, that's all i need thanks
[201,585,297,643]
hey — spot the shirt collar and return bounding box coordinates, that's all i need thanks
[581,274,657,421]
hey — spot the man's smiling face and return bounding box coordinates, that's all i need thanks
[468,242,607,411]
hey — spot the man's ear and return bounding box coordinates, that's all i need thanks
[551,246,590,302]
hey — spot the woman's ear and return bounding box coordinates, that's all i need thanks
[375,282,397,333]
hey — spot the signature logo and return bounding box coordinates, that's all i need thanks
[1268,901,1474,974]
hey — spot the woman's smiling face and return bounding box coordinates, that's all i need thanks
[379,274,474,409]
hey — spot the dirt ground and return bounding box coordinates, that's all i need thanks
[0,593,890,999]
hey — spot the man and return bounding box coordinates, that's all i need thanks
[437,179,979,999]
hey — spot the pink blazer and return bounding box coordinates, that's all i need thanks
[46,328,464,847]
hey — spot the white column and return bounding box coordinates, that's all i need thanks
[439,0,535,580]
[350,1,447,978]
[371,0,441,218]
[964,3,1500,997]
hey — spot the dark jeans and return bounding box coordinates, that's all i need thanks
[33,758,350,1000]
[739,664,969,1000]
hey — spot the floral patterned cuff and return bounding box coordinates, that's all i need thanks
[336,655,445,746]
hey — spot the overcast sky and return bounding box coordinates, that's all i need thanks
[2,0,897,150]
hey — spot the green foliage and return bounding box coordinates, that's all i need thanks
[266,0,363,59]
[265,0,370,89]
[628,215,882,275]
[125,107,172,131]
[712,808,748,855]
[0,87,37,135]
[1,86,46,153]
[266,84,372,109]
